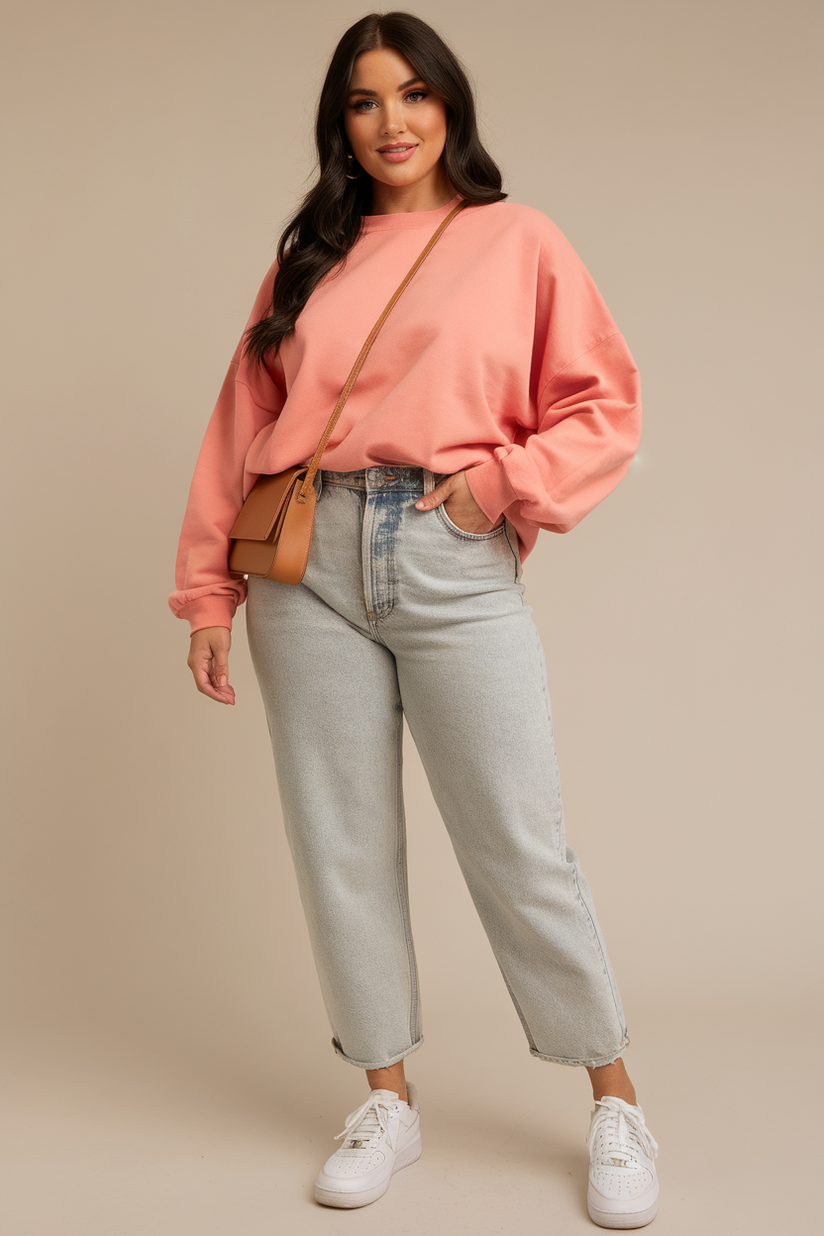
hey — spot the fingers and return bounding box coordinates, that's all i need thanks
[415,472,501,534]
[415,474,458,511]
[187,627,236,705]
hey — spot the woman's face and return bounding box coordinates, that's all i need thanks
[343,47,450,202]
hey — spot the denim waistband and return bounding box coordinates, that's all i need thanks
[319,466,448,493]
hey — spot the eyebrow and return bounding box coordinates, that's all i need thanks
[347,77,426,99]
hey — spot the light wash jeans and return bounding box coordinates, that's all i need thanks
[246,466,629,1070]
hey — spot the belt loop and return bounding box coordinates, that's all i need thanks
[313,469,323,499]
[422,468,436,495]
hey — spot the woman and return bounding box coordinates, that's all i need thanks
[169,11,660,1228]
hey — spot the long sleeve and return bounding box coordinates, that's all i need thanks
[464,220,641,534]
[168,262,286,633]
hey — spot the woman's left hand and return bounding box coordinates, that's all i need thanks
[415,470,504,534]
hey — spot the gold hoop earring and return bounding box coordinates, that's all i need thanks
[345,153,362,180]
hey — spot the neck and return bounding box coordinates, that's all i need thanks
[367,170,456,216]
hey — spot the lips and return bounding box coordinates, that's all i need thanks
[375,142,418,164]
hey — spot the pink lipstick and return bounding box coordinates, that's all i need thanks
[377,144,417,162]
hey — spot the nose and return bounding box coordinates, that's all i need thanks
[380,100,407,137]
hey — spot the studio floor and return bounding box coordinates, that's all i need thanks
[0,1001,814,1235]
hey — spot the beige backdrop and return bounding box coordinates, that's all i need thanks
[2,1,821,1232]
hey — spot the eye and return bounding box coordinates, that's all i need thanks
[350,90,430,112]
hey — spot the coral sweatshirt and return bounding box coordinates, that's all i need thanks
[169,193,641,634]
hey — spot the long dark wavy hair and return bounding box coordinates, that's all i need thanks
[243,10,507,366]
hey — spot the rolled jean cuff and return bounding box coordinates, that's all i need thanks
[529,1033,630,1069]
[332,1035,425,1070]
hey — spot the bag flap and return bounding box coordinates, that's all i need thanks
[229,467,308,541]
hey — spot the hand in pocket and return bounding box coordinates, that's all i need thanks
[415,470,504,534]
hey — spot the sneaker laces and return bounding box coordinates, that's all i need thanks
[334,1091,399,1150]
[588,1096,659,1168]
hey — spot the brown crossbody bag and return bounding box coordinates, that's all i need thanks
[227,200,468,584]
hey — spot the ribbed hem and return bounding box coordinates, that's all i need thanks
[464,455,517,523]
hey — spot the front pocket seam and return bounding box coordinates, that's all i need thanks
[435,504,507,541]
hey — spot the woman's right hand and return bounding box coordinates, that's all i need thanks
[187,627,236,705]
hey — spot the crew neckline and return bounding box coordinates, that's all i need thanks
[361,193,464,232]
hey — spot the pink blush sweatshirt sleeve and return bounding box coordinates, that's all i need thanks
[464,219,641,534]
[168,262,285,633]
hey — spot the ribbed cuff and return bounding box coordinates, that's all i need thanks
[464,454,517,523]
[183,595,237,635]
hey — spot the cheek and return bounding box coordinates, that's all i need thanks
[419,103,448,147]
[343,113,358,146]
[344,112,371,153]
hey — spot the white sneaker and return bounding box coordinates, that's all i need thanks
[586,1095,660,1229]
[314,1084,422,1208]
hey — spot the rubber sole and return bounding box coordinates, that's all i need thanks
[587,1190,660,1229]
[314,1134,422,1209]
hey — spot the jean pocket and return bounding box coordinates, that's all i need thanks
[436,503,507,541]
